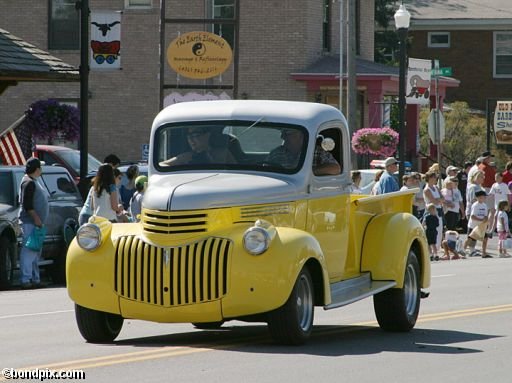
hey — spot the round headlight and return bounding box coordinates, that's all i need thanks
[243,227,270,255]
[76,224,101,251]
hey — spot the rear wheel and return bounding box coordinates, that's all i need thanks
[0,236,15,290]
[267,268,314,345]
[373,250,420,331]
[75,304,124,343]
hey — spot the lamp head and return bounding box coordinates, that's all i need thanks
[394,4,411,30]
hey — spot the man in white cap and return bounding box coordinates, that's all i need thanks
[377,157,400,194]
[446,165,459,179]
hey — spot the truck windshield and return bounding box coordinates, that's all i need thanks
[154,121,308,174]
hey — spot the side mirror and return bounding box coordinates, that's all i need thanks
[317,135,335,152]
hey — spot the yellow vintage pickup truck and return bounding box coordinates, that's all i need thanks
[68,100,430,345]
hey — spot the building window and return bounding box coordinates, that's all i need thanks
[494,32,512,78]
[125,0,152,8]
[210,0,235,49]
[48,0,79,50]
[323,0,331,52]
[428,32,450,48]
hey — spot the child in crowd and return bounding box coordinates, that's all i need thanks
[464,190,491,258]
[424,203,440,261]
[441,177,465,231]
[441,230,464,260]
[490,172,510,232]
[496,200,511,258]
[129,175,147,223]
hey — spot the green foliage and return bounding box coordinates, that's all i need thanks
[374,0,398,64]
[419,101,506,169]
[375,0,395,29]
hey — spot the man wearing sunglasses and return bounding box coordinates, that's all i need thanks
[160,127,236,166]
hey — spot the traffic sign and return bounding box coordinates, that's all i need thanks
[431,67,452,76]
[141,143,149,161]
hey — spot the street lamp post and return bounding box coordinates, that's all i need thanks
[394,3,410,182]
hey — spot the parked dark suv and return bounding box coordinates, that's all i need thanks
[0,166,82,289]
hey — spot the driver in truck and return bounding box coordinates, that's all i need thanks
[160,127,236,166]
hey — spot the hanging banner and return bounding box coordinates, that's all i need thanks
[406,58,431,105]
[167,31,233,79]
[90,10,122,70]
[494,101,512,144]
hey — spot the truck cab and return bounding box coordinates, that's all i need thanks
[68,100,430,345]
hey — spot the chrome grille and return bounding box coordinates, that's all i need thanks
[114,236,231,306]
[142,210,208,234]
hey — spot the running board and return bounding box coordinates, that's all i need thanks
[324,273,396,310]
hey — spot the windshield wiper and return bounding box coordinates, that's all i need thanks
[237,116,265,137]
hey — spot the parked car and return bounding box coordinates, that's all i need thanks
[0,166,82,289]
[34,145,102,184]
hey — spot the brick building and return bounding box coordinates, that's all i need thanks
[1,0,383,162]
[406,0,512,111]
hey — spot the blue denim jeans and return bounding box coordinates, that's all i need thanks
[20,223,42,284]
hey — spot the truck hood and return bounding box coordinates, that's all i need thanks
[144,173,297,211]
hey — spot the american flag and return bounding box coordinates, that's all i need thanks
[0,116,34,165]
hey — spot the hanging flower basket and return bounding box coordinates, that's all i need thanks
[23,99,80,143]
[351,127,399,157]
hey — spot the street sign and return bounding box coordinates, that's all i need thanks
[141,144,149,161]
[431,67,452,76]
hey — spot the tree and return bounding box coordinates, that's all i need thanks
[374,0,399,64]
[419,101,506,169]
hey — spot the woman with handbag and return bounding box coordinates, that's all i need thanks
[18,158,49,289]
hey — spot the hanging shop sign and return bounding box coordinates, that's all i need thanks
[406,58,431,105]
[494,101,512,144]
[166,31,233,79]
[90,10,122,70]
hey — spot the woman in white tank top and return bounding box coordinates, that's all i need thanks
[91,164,121,222]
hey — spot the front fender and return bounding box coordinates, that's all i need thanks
[221,226,330,318]
[361,213,430,288]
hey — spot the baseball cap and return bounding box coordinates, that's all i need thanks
[384,157,399,167]
[446,165,459,174]
[481,151,494,158]
[25,157,41,174]
[135,175,147,189]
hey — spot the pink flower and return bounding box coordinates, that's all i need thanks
[351,127,399,157]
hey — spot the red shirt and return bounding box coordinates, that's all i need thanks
[479,163,496,188]
[502,170,512,185]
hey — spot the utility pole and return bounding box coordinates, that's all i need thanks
[78,0,89,199]
[339,0,344,114]
[347,0,357,168]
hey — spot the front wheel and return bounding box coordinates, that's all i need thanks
[75,304,124,343]
[373,250,420,331]
[267,268,315,345]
